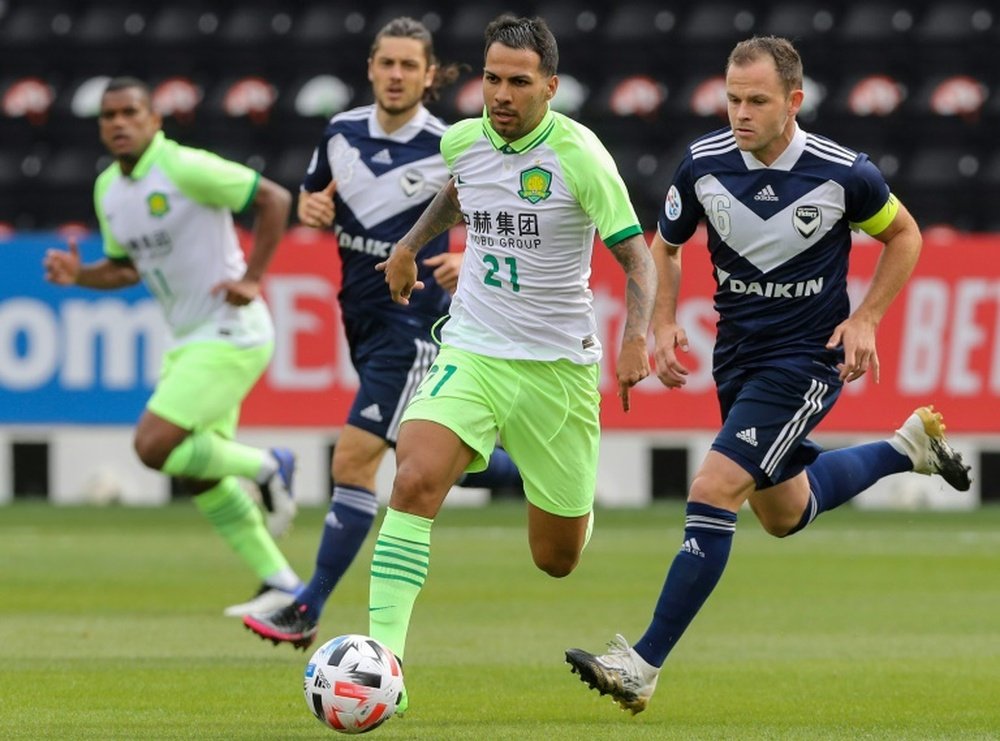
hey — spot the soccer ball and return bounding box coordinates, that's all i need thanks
[304,634,404,734]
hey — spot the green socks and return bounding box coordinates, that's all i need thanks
[161,431,274,482]
[368,508,433,660]
[193,477,296,586]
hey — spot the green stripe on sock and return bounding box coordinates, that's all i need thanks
[368,508,434,660]
[193,478,291,581]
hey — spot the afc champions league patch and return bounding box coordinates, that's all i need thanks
[665,185,682,221]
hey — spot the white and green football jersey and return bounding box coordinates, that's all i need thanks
[441,108,641,364]
[94,131,272,347]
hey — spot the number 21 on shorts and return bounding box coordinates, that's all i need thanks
[420,363,457,397]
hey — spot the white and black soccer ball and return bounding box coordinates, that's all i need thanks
[304,634,404,734]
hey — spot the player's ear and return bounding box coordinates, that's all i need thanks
[788,88,804,117]
[545,75,559,101]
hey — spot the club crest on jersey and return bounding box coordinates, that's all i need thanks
[517,167,552,204]
[147,192,170,218]
[793,205,821,238]
[400,168,424,197]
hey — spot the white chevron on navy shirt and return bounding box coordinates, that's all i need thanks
[310,104,450,231]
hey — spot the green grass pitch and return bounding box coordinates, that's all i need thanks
[1,501,998,739]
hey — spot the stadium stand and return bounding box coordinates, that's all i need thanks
[0,0,991,231]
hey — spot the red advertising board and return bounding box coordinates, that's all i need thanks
[242,227,1000,432]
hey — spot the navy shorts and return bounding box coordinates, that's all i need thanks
[712,364,843,489]
[342,313,439,444]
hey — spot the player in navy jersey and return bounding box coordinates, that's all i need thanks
[243,17,521,649]
[566,36,972,714]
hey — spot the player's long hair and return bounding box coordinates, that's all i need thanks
[370,17,465,103]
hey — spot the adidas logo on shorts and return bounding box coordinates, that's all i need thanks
[736,427,758,447]
[360,403,383,422]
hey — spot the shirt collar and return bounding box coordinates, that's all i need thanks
[481,106,556,155]
[740,122,806,171]
[368,104,429,142]
[123,130,166,179]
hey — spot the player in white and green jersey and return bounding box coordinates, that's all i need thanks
[367,15,657,707]
[43,77,303,617]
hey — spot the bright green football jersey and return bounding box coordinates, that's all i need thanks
[94,131,272,346]
[441,107,641,364]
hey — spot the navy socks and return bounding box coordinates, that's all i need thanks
[634,502,737,667]
[297,485,378,619]
[789,441,911,534]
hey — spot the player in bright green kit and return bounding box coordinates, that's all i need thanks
[371,15,657,713]
[43,77,303,616]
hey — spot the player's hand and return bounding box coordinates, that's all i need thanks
[652,323,690,389]
[616,336,650,412]
[43,236,81,285]
[376,246,423,305]
[827,316,879,384]
[423,252,462,294]
[297,181,337,228]
[212,277,260,306]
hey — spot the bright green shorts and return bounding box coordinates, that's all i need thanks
[146,340,272,438]
[401,345,601,517]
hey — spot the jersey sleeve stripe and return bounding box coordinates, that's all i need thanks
[805,135,857,161]
[238,171,261,213]
[602,224,643,248]
[803,144,856,167]
[691,130,734,152]
[692,141,738,159]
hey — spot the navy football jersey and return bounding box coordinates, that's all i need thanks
[657,125,895,380]
[303,104,452,324]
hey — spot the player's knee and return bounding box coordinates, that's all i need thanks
[533,553,577,578]
[689,476,744,511]
[530,544,580,578]
[133,435,169,471]
[388,463,448,515]
[762,518,796,538]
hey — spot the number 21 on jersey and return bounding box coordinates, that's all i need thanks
[482,254,520,293]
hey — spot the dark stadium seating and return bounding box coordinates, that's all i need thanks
[0,0,992,231]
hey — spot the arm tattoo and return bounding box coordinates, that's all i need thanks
[610,234,656,340]
[399,179,463,255]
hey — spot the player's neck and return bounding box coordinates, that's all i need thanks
[117,153,141,176]
[752,121,797,167]
[375,105,420,135]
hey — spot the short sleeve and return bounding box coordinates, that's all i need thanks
[301,130,333,193]
[93,168,127,258]
[560,127,641,247]
[162,146,260,213]
[844,154,893,230]
[656,154,703,246]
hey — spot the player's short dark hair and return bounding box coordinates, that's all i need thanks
[370,16,463,103]
[103,76,153,107]
[484,15,559,77]
[728,36,803,94]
